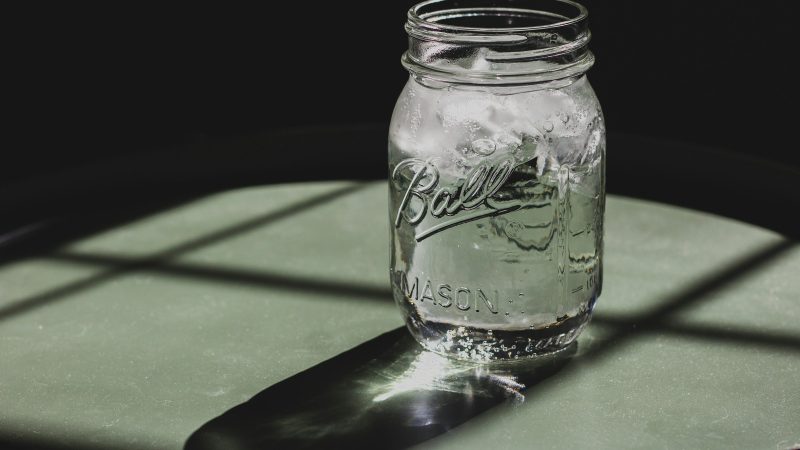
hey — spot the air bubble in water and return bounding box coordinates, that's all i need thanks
[471,138,496,156]
[495,133,522,152]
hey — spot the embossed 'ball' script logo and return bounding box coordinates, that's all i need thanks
[392,157,532,241]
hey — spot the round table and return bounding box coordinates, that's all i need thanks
[0,181,797,449]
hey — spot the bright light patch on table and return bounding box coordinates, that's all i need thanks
[371,350,526,403]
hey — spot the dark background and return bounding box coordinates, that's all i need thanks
[4,1,799,235]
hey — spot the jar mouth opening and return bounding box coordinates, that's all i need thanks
[403,0,594,86]
[408,0,588,40]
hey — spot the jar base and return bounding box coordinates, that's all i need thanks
[404,310,591,363]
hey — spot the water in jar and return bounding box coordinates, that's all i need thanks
[389,75,605,361]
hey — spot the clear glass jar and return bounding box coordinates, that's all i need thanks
[389,0,605,362]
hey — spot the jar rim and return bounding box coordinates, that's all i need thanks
[407,0,588,41]
[403,0,594,86]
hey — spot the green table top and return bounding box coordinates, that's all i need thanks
[1,181,798,449]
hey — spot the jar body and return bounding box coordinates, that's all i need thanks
[389,75,605,361]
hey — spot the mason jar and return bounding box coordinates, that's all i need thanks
[389,0,605,362]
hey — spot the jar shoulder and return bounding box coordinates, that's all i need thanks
[389,76,605,160]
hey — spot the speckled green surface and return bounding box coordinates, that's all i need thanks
[0,181,798,449]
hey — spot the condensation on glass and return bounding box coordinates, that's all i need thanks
[389,0,605,362]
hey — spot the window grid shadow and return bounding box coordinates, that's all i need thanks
[1,182,796,359]
[1,191,797,449]
[41,239,800,355]
[0,183,368,323]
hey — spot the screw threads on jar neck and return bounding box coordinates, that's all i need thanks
[404,0,594,86]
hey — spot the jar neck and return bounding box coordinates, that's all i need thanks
[403,0,594,86]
